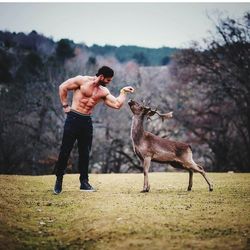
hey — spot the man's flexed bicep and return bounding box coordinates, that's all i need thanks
[104,86,135,109]
[104,93,125,109]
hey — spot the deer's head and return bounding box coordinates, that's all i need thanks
[128,99,173,121]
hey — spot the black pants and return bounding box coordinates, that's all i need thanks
[54,110,93,181]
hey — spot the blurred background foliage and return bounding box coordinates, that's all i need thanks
[0,12,249,174]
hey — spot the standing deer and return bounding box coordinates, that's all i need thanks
[128,99,213,192]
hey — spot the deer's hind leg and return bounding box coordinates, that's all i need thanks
[181,148,213,191]
[187,161,213,191]
[196,164,213,191]
[169,161,193,191]
[182,150,213,191]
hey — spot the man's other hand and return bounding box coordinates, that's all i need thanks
[63,106,71,113]
[121,86,135,93]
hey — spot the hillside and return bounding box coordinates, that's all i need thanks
[0,173,249,249]
[89,44,178,65]
[0,30,178,66]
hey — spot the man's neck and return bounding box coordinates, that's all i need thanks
[92,76,101,86]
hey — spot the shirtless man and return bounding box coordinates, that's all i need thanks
[53,66,134,194]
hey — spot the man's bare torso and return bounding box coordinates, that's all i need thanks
[71,76,109,115]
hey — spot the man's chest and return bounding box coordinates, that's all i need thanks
[78,84,107,101]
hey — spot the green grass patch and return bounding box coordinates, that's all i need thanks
[0,173,249,249]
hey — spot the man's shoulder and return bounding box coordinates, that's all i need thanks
[100,85,110,92]
[75,75,89,81]
[74,75,93,85]
[99,86,110,96]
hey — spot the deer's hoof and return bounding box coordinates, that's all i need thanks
[141,188,150,193]
[209,187,213,192]
[141,185,150,193]
[187,188,192,191]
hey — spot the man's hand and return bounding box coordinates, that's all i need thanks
[63,105,71,113]
[120,86,135,94]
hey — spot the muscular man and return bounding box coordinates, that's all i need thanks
[54,66,134,194]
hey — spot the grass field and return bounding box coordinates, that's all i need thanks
[0,172,249,250]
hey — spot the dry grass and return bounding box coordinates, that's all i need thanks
[0,172,249,250]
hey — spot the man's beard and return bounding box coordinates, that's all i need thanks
[100,81,107,87]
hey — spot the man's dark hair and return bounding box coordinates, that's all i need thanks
[96,66,114,78]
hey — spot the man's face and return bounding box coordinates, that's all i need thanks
[99,75,113,86]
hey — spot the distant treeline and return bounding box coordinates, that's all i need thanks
[0,30,177,67]
[89,44,177,66]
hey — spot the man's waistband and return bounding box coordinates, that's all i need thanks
[68,109,92,118]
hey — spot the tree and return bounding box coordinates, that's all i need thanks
[161,56,170,65]
[168,12,250,171]
[56,39,75,61]
[132,52,149,66]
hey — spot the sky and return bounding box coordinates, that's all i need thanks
[0,2,249,48]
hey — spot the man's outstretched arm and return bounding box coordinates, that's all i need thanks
[104,86,134,109]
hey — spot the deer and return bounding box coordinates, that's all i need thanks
[128,99,213,193]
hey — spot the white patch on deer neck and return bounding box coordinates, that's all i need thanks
[130,115,144,153]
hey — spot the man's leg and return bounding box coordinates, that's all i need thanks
[54,116,77,194]
[77,120,95,191]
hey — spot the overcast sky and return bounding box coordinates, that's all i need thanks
[0,2,249,48]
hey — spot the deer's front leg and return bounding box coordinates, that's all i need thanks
[141,157,151,192]
[187,170,193,191]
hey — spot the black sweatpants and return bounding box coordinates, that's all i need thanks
[54,110,93,181]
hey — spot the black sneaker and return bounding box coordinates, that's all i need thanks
[80,180,96,192]
[54,176,63,194]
